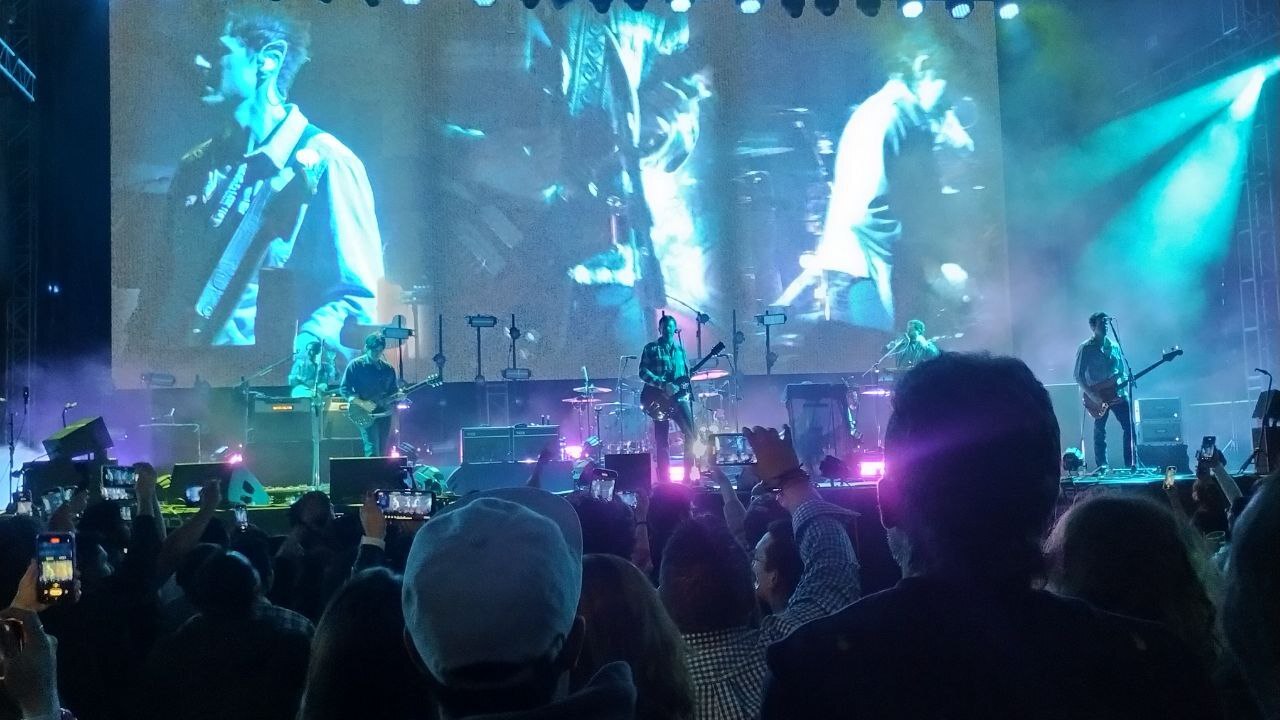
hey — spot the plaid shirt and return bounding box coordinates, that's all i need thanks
[760,498,860,645]
[684,627,769,720]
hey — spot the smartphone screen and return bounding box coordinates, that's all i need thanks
[375,490,435,521]
[101,465,139,503]
[36,532,76,606]
[233,505,249,530]
[184,485,202,506]
[712,433,756,466]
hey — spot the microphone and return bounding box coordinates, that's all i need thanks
[1257,368,1273,376]
[22,386,29,405]
[63,402,78,410]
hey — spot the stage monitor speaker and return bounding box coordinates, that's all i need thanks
[171,462,268,507]
[137,423,202,472]
[43,417,113,462]
[513,425,560,462]
[329,456,412,505]
[605,453,652,493]
[461,426,513,463]
[1136,443,1190,475]
[1253,390,1280,422]
[447,461,576,495]
[1252,427,1280,474]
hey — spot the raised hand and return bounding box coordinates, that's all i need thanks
[743,425,801,488]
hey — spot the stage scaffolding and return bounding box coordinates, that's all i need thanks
[2,0,36,429]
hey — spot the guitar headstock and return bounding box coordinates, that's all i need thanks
[1163,347,1184,362]
[426,373,444,388]
[710,341,726,356]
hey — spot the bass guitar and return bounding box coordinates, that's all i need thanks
[1081,347,1183,419]
[347,374,443,430]
[641,342,726,422]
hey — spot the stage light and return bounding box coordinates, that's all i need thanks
[780,0,804,17]
[855,0,880,16]
[1230,68,1267,120]
[564,444,584,460]
[900,0,923,18]
[1062,448,1084,474]
[475,0,497,6]
[996,0,1019,19]
[814,0,838,15]
[403,0,422,5]
[668,466,686,483]
[670,0,692,12]
[737,0,762,13]
[946,0,972,18]
[365,0,381,6]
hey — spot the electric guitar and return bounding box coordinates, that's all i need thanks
[1081,347,1183,419]
[347,374,443,430]
[641,342,726,422]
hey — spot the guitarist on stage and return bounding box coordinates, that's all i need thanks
[1074,312,1132,469]
[340,333,398,457]
[639,315,696,483]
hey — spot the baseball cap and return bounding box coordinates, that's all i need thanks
[402,487,583,684]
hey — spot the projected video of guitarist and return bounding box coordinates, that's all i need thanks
[639,315,697,483]
[1074,312,1132,470]
[340,333,399,457]
[126,7,384,362]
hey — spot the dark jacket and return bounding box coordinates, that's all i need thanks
[461,661,636,720]
[763,576,1222,720]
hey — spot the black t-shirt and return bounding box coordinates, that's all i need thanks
[339,355,398,410]
[763,576,1222,720]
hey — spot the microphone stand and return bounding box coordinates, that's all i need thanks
[668,295,711,360]
[7,411,15,501]
[1240,370,1275,474]
[1107,318,1141,473]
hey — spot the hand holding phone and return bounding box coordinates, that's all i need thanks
[233,505,249,531]
[35,533,76,607]
[374,489,435,521]
[100,465,139,504]
[712,433,757,467]
[12,490,33,517]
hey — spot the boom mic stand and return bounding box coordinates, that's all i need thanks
[1107,317,1142,474]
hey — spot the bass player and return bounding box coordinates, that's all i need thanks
[340,333,398,457]
[1074,312,1132,470]
[639,315,697,484]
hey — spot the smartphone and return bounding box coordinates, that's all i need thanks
[36,532,76,606]
[712,433,756,466]
[1164,466,1177,489]
[12,490,32,516]
[41,490,64,517]
[184,485,203,506]
[616,490,638,509]
[375,489,435,521]
[1198,436,1217,461]
[100,465,139,503]
[233,505,249,530]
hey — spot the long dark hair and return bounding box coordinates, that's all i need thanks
[575,554,694,720]
[1045,493,1219,665]
[297,568,433,720]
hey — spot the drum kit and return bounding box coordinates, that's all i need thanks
[559,359,739,454]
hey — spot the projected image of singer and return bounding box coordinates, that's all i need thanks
[127,8,383,358]
[776,51,973,331]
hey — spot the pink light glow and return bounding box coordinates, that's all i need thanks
[227,453,244,465]
[390,446,401,458]
[668,466,686,483]
[858,460,885,478]
[564,445,584,460]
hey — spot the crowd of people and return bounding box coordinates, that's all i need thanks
[1,352,1277,720]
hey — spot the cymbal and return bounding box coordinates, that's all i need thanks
[562,397,601,404]
[690,368,730,382]
[572,385,613,394]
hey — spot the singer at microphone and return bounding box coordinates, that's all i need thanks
[888,319,942,371]
[288,340,339,399]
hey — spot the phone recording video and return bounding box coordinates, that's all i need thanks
[184,485,202,506]
[375,489,435,521]
[100,465,139,503]
[712,433,756,466]
[233,505,249,530]
[36,532,76,606]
